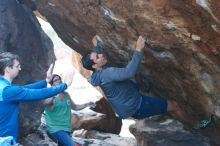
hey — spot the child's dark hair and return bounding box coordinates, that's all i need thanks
[49,74,61,85]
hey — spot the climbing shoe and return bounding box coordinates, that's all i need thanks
[194,115,215,131]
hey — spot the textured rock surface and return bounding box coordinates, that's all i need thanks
[21,127,136,146]
[1,0,220,145]
[0,0,55,138]
[73,130,137,146]
[80,98,122,134]
[72,50,92,78]
[29,0,220,145]
[130,116,210,146]
[0,0,122,141]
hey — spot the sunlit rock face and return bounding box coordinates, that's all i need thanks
[30,0,220,144]
[72,50,91,78]
[0,0,55,138]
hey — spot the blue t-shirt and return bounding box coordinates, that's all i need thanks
[0,77,67,141]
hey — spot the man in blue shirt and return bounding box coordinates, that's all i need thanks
[0,52,68,142]
[81,36,185,121]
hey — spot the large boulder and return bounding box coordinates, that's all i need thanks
[130,116,210,146]
[1,0,220,145]
[72,98,122,134]
[30,0,220,145]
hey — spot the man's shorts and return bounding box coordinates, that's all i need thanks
[132,95,168,119]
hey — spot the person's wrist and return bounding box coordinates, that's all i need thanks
[136,48,142,52]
